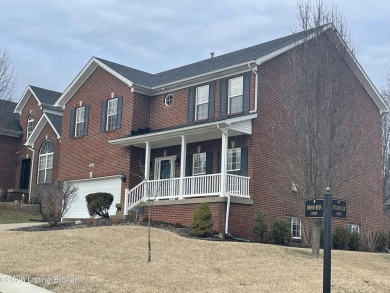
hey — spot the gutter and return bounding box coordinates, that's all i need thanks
[248,63,258,113]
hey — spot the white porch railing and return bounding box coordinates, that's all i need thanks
[124,173,250,214]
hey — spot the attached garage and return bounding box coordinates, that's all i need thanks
[63,176,122,219]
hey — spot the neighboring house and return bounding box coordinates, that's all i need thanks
[9,24,388,240]
[0,100,23,193]
[13,85,62,198]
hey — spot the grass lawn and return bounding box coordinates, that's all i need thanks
[0,203,42,224]
[0,225,389,292]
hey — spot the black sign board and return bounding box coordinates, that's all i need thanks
[305,198,347,219]
[332,199,347,219]
[305,199,324,218]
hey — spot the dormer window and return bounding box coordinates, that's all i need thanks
[27,115,34,139]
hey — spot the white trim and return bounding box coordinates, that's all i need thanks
[154,156,176,180]
[68,174,122,183]
[195,85,209,121]
[14,86,42,114]
[55,58,133,108]
[109,113,257,147]
[192,152,206,175]
[228,76,244,114]
[25,113,61,147]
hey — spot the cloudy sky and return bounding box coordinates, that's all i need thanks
[1,0,389,100]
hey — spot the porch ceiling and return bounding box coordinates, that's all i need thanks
[109,113,257,149]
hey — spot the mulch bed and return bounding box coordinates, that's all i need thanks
[11,219,225,241]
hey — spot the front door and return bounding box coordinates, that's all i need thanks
[154,157,176,197]
[20,159,31,190]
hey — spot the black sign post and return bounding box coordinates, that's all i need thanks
[323,189,332,293]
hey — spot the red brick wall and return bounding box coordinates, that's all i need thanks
[248,37,384,234]
[58,67,134,200]
[0,135,20,189]
[15,94,43,188]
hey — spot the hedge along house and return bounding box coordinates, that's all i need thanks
[47,24,387,240]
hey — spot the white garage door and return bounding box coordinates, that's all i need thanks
[63,176,122,219]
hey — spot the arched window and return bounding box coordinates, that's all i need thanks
[38,141,53,184]
[27,115,34,138]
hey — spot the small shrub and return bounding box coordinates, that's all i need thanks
[376,231,388,251]
[252,211,269,243]
[360,230,384,252]
[85,192,113,218]
[192,203,213,237]
[347,232,360,251]
[332,227,349,249]
[272,219,291,245]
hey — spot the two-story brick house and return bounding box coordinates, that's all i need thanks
[8,24,387,241]
[35,24,384,240]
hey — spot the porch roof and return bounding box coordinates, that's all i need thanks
[109,114,257,148]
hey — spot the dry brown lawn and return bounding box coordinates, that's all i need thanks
[0,225,389,293]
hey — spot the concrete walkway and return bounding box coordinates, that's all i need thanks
[0,273,54,293]
[0,222,44,231]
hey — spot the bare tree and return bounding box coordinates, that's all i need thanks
[267,1,360,258]
[0,47,17,129]
[382,72,390,210]
[32,181,78,227]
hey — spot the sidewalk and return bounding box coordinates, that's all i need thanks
[0,222,44,231]
[0,274,53,293]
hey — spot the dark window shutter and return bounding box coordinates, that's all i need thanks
[243,74,250,113]
[185,154,193,176]
[240,146,249,176]
[208,82,215,119]
[100,100,107,132]
[69,108,75,139]
[217,150,221,173]
[116,96,123,129]
[206,151,213,174]
[83,105,90,136]
[220,79,227,117]
[187,88,195,123]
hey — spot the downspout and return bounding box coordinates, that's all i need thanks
[248,63,258,113]
[217,124,251,242]
[27,146,34,203]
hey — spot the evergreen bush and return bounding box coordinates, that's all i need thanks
[332,226,349,249]
[252,211,269,243]
[191,203,213,237]
[272,219,291,245]
[347,231,360,251]
[85,192,113,218]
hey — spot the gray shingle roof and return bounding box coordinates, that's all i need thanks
[30,86,62,106]
[45,113,62,135]
[96,26,323,88]
[0,100,22,132]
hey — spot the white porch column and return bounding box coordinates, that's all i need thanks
[179,135,187,199]
[144,141,151,199]
[220,128,229,197]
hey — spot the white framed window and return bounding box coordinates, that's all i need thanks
[195,85,209,120]
[75,106,85,137]
[27,115,34,139]
[106,98,118,131]
[287,217,301,239]
[228,76,243,114]
[164,93,173,106]
[37,141,53,184]
[227,148,241,172]
[193,153,206,175]
[346,224,360,233]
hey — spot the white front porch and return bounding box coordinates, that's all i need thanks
[124,173,250,211]
[109,114,257,215]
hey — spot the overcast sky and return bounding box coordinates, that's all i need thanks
[1,0,389,101]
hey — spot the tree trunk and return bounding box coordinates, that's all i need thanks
[311,220,321,258]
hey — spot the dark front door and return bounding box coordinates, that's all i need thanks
[20,159,31,190]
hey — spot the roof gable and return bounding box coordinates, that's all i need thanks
[25,112,62,148]
[14,85,62,114]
